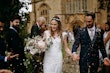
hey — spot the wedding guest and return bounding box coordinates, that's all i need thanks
[103,23,110,57]
[102,23,110,73]
[107,15,110,29]
[0,18,18,70]
[72,20,81,38]
[30,17,46,37]
[72,12,110,73]
[6,15,26,73]
[30,16,46,73]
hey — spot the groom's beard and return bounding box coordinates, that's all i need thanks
[13,26,20,32]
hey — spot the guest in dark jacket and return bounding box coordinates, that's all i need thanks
[30,17,46,37]
[30,17,46,73]
[0,18,18,69]
[6,15,26,73]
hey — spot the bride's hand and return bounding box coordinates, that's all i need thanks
[72,53,80,62]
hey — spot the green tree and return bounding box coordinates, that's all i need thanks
[0,0,22,24]
[0,0,30,37]
[98,0,110,13]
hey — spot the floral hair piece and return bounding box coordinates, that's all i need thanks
[51,18,60,22]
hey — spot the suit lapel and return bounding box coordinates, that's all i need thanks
[85,27,91,42]
[85,27,97,46]
[92,27,97,42]
[91,27,99,46]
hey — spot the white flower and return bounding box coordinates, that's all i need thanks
[28,46,39,55]
[96,28,101,32]
[24,36,47,55]
[37,40,46,52]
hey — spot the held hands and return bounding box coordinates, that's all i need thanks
[103,58,110,66]
[72,53,80,62]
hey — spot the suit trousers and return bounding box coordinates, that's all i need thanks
[80,64,98,73]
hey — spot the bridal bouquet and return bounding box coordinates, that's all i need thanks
[24,36,46,55]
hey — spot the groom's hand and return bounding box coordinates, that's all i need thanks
[104,58,110,66]
[72,53,80,62]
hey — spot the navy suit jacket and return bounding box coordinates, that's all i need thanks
[0,37,7,69]
[30,24,41,38]
[6,27,26,73]
[72,27,107,67]
[0,56,5,61]
[6,28,25,58]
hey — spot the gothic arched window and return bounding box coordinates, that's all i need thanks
[65,0,83,14]
[38,3,50,24]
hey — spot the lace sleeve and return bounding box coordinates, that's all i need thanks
[62,32,68,40]
[44,30,50,39]
[68,32,75,42]
[44,30,52,46]
[62,31,75,43]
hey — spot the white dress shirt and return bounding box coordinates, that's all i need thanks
[87,25,95,40]
[10,26,18,33]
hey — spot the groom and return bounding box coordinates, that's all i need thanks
[72,12,110,73]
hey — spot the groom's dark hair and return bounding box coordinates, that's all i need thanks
[86,12,95,20]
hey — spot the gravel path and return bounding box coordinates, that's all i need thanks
[62,43,80,73]
[62,54,80,73]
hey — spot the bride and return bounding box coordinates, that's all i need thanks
[43,16,72,73]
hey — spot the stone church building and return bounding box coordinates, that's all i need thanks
[27,0,108,33]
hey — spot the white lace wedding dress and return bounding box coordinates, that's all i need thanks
[103,32,110,56]
[43,30,65,73]
[99,32,110,57]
